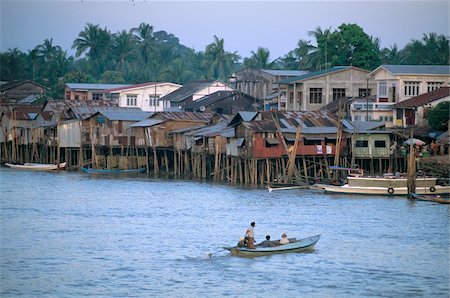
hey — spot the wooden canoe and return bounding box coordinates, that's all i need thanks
[223,235,320,257]
[5,162,66,171]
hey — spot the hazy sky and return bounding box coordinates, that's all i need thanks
[1,0,449,60]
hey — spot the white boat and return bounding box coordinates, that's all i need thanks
[321,175,450,196]
[321,184,450,196]
[347,175,437,188]
[5,162,67,171]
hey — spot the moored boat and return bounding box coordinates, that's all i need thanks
[411,193,450,204]
[80,167,146,174]
[5,162,67,171]
[321,184,450,196]
[223,235,320,257]
[320,174,449,196]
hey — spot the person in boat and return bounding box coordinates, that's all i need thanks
[259,235,275,247]
[245,222,256,249]
[279,233,289,245]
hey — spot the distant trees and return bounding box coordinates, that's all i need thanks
[244,47,273,69]
[0,22,448,100]
[203,35,240,80]
[428,101,450,131]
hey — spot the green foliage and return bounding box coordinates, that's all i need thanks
[1,22,448,95]
[100,71,125,84]
[428,101,450,130]
[244,47,273,69]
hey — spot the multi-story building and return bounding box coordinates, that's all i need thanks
[64,83,131,101]
[230,68,308,105]
[367,65,450,127]
[107,82,181,112]
[275,66,374,111]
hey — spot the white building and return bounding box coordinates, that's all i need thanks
[108,82,182,112]
[367,65,450,126]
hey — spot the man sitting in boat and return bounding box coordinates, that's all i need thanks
[259,235,276,247]
[279,233,289,245]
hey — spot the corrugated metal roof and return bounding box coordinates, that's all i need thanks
[238,111,258,122]
[6,106,42,120]
[261,69,309,77]
[95,109,151,121]
[275,66,353,84]
[155,111,215,123]
[374,65,450,76]
[350,121,386,131]
[242,120,277,132]
[0,80,47,92]
[262,111,339,129]
[66,83,132,90]
[129,118,165,128]
[183,120,231,137]
[159,80,216,102]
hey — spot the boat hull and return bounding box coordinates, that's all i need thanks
[5,162,66,171]
[224,235,320,257]
[322,184,450,196]
[347,176,436,188]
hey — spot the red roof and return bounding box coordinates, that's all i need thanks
[393,87,450,108]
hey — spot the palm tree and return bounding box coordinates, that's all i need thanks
[160,58,193,84]
[72,23,112,75]
[1,48,27,80]
[27,49,40,82]
[308,26,332,70]
[246,47,272,69]
[293,39,315,70]
[35,38,62,62]
[131,22,155,64]
[112,30,137,74]
[381,44,403,65]
[204,35,240,80]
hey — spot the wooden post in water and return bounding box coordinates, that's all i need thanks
[407,128,416,197]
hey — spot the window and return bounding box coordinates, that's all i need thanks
[427,82,443,92]
[149,94,161,107]
[65,91,71,100]
[127,94,137,106]
[374,140,386,148]
[358,88,371,98]
[396,109,403,119]
[404,81,420,96]
[297,92,302,106]
[163,101,170,108]
[309,88,322,104]
[75,94,79,100]
[92,93,102,100]
[332,88,346,101]
[355,140,368,148]
[378,81,387,97]
[289,92,294,105]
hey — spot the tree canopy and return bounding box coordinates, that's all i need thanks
[428,101,450,131]
[1,22,448,99]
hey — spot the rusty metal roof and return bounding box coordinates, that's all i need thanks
[5,106,42,120]
[242,120,277,132]
[152,111,215,123]
[261,111,339,128]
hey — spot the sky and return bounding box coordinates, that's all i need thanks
[1,0,449,60]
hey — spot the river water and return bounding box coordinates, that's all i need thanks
[0,167,448,297]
